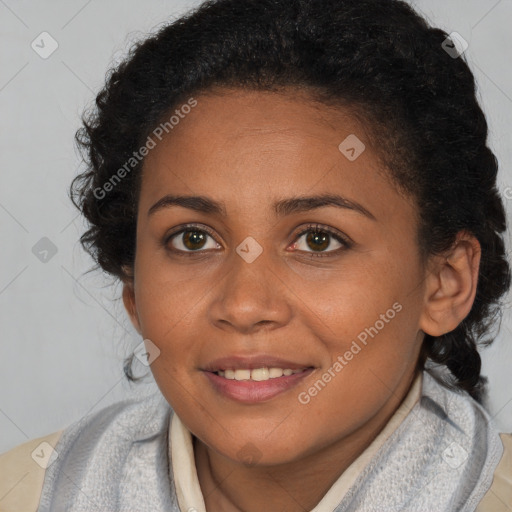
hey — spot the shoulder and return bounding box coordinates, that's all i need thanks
[0,392,170,512]
[477,432,512,511]
[0,431,63,512]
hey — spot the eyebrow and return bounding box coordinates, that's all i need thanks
[147,193,376,220]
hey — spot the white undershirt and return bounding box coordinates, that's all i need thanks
[170,372,423,512]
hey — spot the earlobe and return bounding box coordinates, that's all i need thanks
[122,282,142,334]
[419,232,481,337]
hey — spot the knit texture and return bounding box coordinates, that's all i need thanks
[37,391,179,512]
[332,372,503,511]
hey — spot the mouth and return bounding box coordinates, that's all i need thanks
[212,367,310,381]
[202,355,315,403]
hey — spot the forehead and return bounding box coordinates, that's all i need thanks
[139,87,413,223]
[149,87,371,157]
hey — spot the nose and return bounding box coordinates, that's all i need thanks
[207,248,293,335]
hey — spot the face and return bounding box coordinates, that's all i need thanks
[124,87,429,466]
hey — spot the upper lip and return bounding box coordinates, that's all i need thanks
[203,354,313,372]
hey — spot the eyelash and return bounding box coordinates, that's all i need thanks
[163,222,351,259]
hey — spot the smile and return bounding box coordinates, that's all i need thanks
[215,367,307,381]
[203,367,315,403]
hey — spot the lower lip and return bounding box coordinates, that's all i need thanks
[202,369,314,403]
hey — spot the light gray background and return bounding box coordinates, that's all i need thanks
[1,0,511,453]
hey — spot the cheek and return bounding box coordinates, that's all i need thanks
[291,308,422,448]
[131,266,207,387]
[133,242,209,326]
[287,256,424,391]
[283,258,408,341]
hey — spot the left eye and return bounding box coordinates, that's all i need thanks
[292,228,346,254]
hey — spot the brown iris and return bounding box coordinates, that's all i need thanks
[183,230,207,250]
[306,231,329,251]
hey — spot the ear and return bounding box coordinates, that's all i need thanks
[419,231,481,337]
[122,278,142,335]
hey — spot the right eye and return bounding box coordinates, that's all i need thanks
[165,224,221,254]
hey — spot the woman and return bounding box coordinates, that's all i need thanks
[1,0,511,510]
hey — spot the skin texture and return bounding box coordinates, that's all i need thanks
[122,87,481,512]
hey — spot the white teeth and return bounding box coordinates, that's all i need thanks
[215,367,306,381]
[269,367,283,378]
[234,369,251,381]
[251,368,269,381]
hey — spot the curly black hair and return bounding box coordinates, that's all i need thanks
[70,0,511,402]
